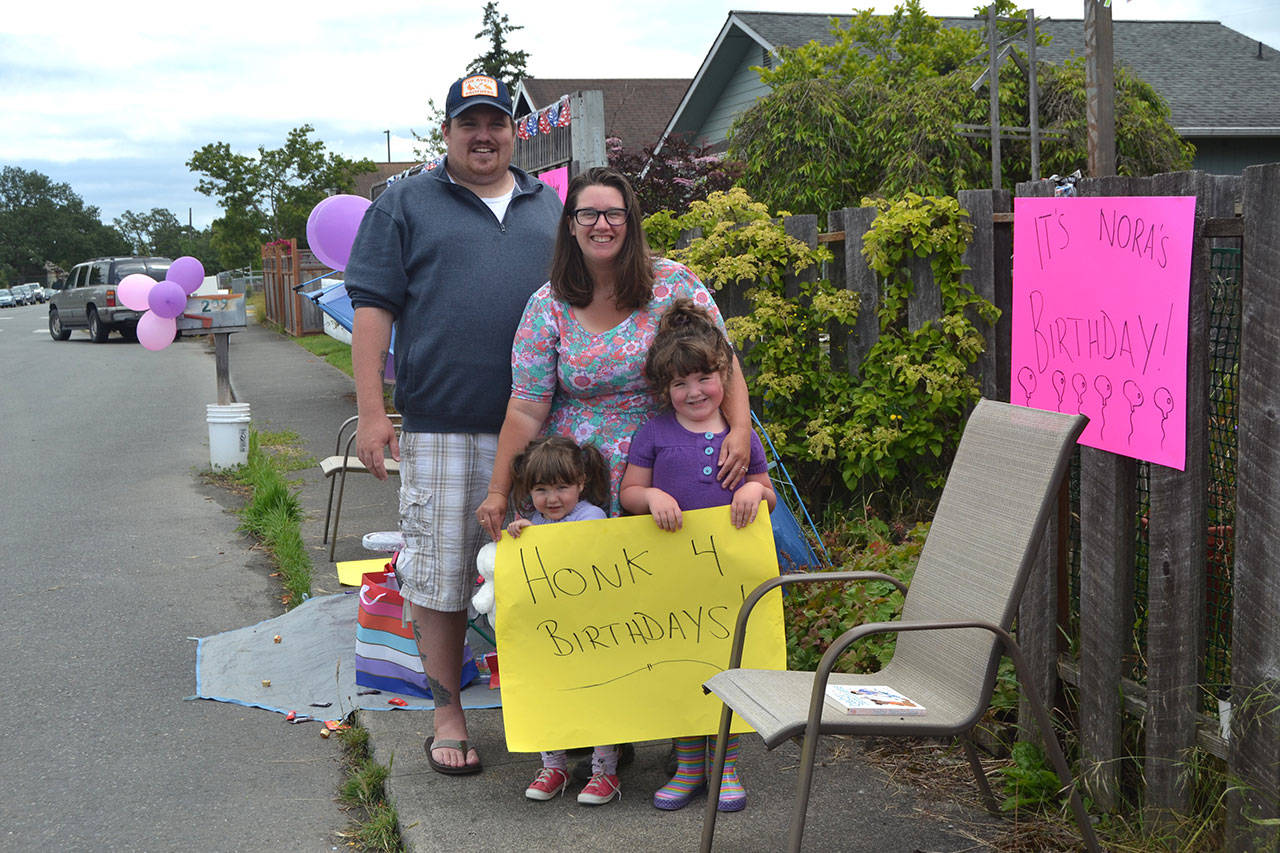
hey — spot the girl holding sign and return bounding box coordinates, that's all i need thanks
[505,436,624,805]
[620,298,777,812]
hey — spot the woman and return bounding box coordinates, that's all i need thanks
[475,166,753,803]
[476,166,752,531]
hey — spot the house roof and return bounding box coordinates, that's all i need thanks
[665,10,1280,142]
[353,162,423,200]
[512,78,691,151]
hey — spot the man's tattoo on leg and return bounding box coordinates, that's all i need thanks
[428,677,454,708]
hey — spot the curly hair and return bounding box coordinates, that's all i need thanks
[644,298,735,406]
[509,435,611,512]
[549,166,654,310]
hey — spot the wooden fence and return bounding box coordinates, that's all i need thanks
[733,165,1277,847]
[261,238,327,337]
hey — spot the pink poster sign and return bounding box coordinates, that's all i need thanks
[1011,195,1196,469]
[538,166,569,204]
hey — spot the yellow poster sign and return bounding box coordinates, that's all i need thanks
[494,506,786,752]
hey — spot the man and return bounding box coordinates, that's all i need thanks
[345,74,561,774]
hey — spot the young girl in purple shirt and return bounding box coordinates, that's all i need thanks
[619,299,777,812]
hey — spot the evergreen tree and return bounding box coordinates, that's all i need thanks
[466,1,530,91]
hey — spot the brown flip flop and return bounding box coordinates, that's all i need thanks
[425,737,483,776]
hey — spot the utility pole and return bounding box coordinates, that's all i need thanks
[1085,0,1116,176]
[384,130,392,163]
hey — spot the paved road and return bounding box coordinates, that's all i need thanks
[0,303,347,851]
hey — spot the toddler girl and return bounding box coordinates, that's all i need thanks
[619,298,777,812]
[506,436,624,806]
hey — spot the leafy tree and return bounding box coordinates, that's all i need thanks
[0,166,130,279]
[467,1,530,91]
[608,134,743,218]
[188,125,376,269]
[113,207,215,263]
[728,0,1193,215]
[410,99,448,161]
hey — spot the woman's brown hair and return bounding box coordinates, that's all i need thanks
[509,435,611,512]
[549,166,654,310]
[644,298,735,406]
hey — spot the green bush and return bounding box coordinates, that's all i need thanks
[785,517,927,672]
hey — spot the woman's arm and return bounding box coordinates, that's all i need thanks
[476,396,551,540]
[716,351,752,489]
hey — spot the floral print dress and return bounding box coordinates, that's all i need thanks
[510,258,726,515]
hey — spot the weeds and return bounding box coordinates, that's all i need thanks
[231,429,312,608]
[337,718,403,852]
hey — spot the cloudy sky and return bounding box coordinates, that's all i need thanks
[2,0,1274,232]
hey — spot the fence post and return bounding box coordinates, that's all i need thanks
[958,189,1010,401]
[1143,170,1216,825]
[782,214,819,300]
[1010,180,1059,744]
[837,207,879,381]
[1076,174,1144,812]
[1228,162,1280,851]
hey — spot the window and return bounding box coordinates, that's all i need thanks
[88,263,109,286]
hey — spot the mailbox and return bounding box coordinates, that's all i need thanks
[176,293,247,336]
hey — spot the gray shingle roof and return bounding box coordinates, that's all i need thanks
[733,11,1280,131]
[515,78,691,151]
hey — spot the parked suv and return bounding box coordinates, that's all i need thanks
[12,283,34,305]
[49,256,172,342]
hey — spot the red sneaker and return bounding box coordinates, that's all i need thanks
[577,772,621,805]
[525,767,569,801]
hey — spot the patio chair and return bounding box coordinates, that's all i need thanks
[321,414,401,561]
[700,399,1099,853]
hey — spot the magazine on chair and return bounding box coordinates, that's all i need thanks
[824,684,926,715]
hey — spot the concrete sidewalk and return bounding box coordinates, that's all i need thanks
[233,320,1003,852]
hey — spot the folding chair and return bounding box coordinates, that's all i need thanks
[700,399,1099,853]
[321,414,401,561]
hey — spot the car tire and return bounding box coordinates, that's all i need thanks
[88,307,110,342]
[49,308,71,341]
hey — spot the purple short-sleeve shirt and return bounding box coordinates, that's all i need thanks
[627,411,768,511]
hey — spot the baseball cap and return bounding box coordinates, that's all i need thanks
[445,74,513,118]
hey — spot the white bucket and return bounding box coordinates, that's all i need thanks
[207,403,251,470]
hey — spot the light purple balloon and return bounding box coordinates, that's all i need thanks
[168,256,205,295]
[117,273,156,311]
[137,311,177,351]
[148,280,188,319]
[307,194,372,271]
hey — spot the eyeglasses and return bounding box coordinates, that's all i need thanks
[571,207,627,226]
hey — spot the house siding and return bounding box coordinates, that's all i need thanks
[696,44,773,146]
[1188,137,1280,175]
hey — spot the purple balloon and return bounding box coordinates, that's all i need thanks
[168,256,205,295]
[137,311,177,351]
[117,273,156,311]
[148,280,188,319]
[307,194,371,271]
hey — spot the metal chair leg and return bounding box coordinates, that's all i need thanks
[328,467,348,562]
[699,704,735,852]
[786,719,823,852]
[962,735,1001,815]
[322,474,337,544]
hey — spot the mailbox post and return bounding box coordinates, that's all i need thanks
[176,293,247,405]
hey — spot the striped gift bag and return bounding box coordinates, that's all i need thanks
[355,567,478,698]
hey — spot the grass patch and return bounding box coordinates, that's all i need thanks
[232,429,313,608]
[297,332,354,377]
[337,718,404,852]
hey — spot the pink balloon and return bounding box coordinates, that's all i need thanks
[168,256,205,295]
[137,311,177,351]
[148,280,188,319]
[306,194,371,271]
[117,274,156,311]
